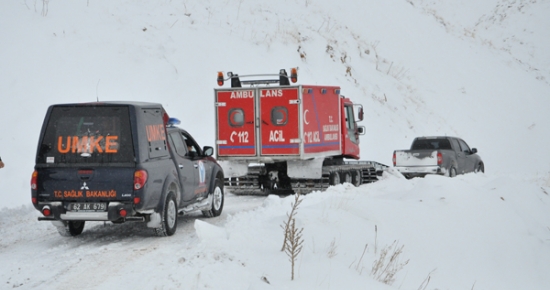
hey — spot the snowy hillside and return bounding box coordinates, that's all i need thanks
[1,0,550,207]
[0,0,549,289]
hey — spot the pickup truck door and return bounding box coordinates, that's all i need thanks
[182,132,210,199]
[449,138,465,173]
[458,139,476,173]
[168,131,197,203]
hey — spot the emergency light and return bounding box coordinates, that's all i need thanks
[290,67,298,83]
[217,72,224,86]
[167,117,181,127]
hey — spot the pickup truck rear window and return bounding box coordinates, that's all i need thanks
[411,139,452,150]
[36,106,134,165]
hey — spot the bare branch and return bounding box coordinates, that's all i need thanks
[280,194,303,251]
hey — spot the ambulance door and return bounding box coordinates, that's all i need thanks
[259,87,300,156]
[215,89,257,156]
[301,86,341,156]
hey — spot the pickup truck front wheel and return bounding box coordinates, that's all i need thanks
[155,192,178,237]
[475,163,485,173]
[202,178,224,218]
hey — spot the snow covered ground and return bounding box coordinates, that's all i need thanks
[2,173,549,289]
[1,0,549,289]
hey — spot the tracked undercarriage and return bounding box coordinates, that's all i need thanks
[225,160,388,195]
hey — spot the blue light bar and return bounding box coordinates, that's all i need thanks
[168,117,181,127]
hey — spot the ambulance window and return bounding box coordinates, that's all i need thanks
[271,107,288,126]
[228,108,244,127]
[345,105,357,143]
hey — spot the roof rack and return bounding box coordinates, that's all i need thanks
[217,68,298,88]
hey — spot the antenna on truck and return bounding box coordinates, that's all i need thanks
[96,79,101,102]
[217,68,298,88]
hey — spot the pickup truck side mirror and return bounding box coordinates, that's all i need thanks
[203,146,214,157]
[471,148,478,154]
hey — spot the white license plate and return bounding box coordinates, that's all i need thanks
[68,202,107,212]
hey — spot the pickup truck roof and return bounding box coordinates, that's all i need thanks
[49,101,168,113]
[414,136,459,140]
[53,101,162,107]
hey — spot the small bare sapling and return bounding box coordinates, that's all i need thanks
[284,218,304,280]
[281,194,303,251]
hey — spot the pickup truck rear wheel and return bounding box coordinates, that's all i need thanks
[202,178,224,218]
[155,192,178,237]
[449,167,457,178]
[56,221,85,237]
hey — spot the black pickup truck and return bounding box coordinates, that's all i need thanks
[31,102,224,237]
[392,136,484,179]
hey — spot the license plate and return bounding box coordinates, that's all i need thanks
[68,202,107,212]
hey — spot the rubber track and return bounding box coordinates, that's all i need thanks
[225,161,388,195]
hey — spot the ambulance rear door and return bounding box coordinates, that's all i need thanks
[259,87,301,156]
[215,89,257,157]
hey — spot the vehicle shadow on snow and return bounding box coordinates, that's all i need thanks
[69,214,202,244]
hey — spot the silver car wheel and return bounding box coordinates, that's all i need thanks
[166,199,177,229]
[213,186,223,211]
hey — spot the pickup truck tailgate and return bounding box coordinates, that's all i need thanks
[394,150,438,167]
